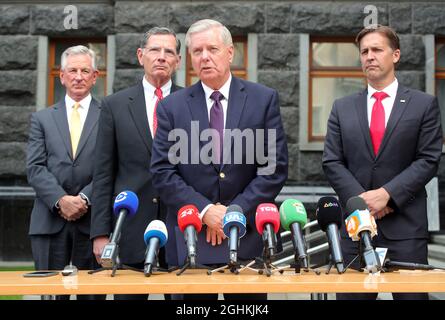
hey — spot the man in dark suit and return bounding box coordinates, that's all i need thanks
[27,45,102,300]
[322,25,443,300]
[151,19,288,300]
[90,27,182,300]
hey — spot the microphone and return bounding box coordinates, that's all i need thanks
[384,260,445,271]
[100,191,139,268]
[177,204,202,266]
[255,203,280,258]
[345,196,381,273]
[222,205,247,265]
[143,220,168,276]
[316,197,345,274]
[279,199,309,270]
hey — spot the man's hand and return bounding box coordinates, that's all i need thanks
[374,206,394,220]
[360,187,391,216]
[58,195,88,221]
[93,236,109,264]
[202,204,227,246]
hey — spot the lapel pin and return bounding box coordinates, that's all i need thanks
[400,99,406,103]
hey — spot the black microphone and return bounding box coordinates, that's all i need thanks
[384,260,445,271]
[316,197,345,274]
[345,196,381,273]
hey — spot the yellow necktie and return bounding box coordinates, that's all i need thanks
[70,102,81,157]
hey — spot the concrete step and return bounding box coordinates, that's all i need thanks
[428,244,445,261]
[431,234,445,246]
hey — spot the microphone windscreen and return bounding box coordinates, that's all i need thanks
[255,203,280,234]
[177,204,202,233]
[223,205,246,238]
[279,199,307,231]
[113,191,139,216]
[316,196,342,231]
[346,196,368,214]
[144,220,168,247]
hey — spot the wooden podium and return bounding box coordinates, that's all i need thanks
[1,269,445,296]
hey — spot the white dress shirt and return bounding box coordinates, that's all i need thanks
[142,77,172,138]
[367,78,399,128]
[65,94,92,133]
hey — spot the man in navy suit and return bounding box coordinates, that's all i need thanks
[151,19,288,300]
[323,25,442,300]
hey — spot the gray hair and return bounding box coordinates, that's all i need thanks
[185,19,233,49]
[60,45,97,71]
[140,27,181,54]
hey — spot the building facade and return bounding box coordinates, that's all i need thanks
[1,0,445,261]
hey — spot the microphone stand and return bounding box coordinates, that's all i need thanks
[88,255,144,277]
[176,255,212,276]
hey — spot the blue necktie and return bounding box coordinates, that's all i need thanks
[210,91,224,164]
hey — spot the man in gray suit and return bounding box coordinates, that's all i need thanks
[323,26,442,300]
[27,45,102,300]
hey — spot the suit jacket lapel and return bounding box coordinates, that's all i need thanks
[376,85,411,160]
[74,98,100,159]
[187,81,219,170]
[128,82,153,154]
[223,77,247,169]
[51,100,73,159]
[354,89,375,159]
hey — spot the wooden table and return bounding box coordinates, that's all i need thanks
[1,269,445,296]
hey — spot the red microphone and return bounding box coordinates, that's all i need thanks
[177,205,202,265]
[255,203,280,257]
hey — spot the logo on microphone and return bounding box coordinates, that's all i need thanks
[179,207,195,218]
[115,191,127,203]
[323,202,339,208]
[291,201,306,215]
[225,212,243,223]
[258,205,278,213]
[346,213,360,235]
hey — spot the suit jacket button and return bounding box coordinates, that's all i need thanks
[219,172,225,179]
[152,198,158,204]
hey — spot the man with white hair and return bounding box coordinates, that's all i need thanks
[151,20,288,300]
[27,45,102,300]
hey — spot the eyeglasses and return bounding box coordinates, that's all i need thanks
[143,46,177,58]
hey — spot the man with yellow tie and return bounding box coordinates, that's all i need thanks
[26,45,103,300]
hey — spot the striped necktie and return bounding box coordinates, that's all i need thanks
[70,102,81,157]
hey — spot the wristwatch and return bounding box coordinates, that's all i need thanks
[79,193,89,205]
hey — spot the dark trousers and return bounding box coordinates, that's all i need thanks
[114,247,171,300]
[30,222,105,300]
[337,231,429,300]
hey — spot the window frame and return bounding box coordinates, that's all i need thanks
[308,36,365,142]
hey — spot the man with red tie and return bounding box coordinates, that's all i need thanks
[323,25,442,300]
[90,27,182,300]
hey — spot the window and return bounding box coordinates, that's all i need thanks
[48,38,107,105]
[436,38,445,136]
[185,36,248,86]
[309,37,365,141]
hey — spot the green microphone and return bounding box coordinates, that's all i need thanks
[279,199,309,270]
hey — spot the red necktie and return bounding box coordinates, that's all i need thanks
[152,87,163,136]
[370,91,388,156]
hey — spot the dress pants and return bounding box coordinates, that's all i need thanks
[30,222,105,300]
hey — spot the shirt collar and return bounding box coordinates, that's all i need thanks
[65,94,92,110]
[368,78,398,99]
[201,73,232,101]
[142,77,172,98]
